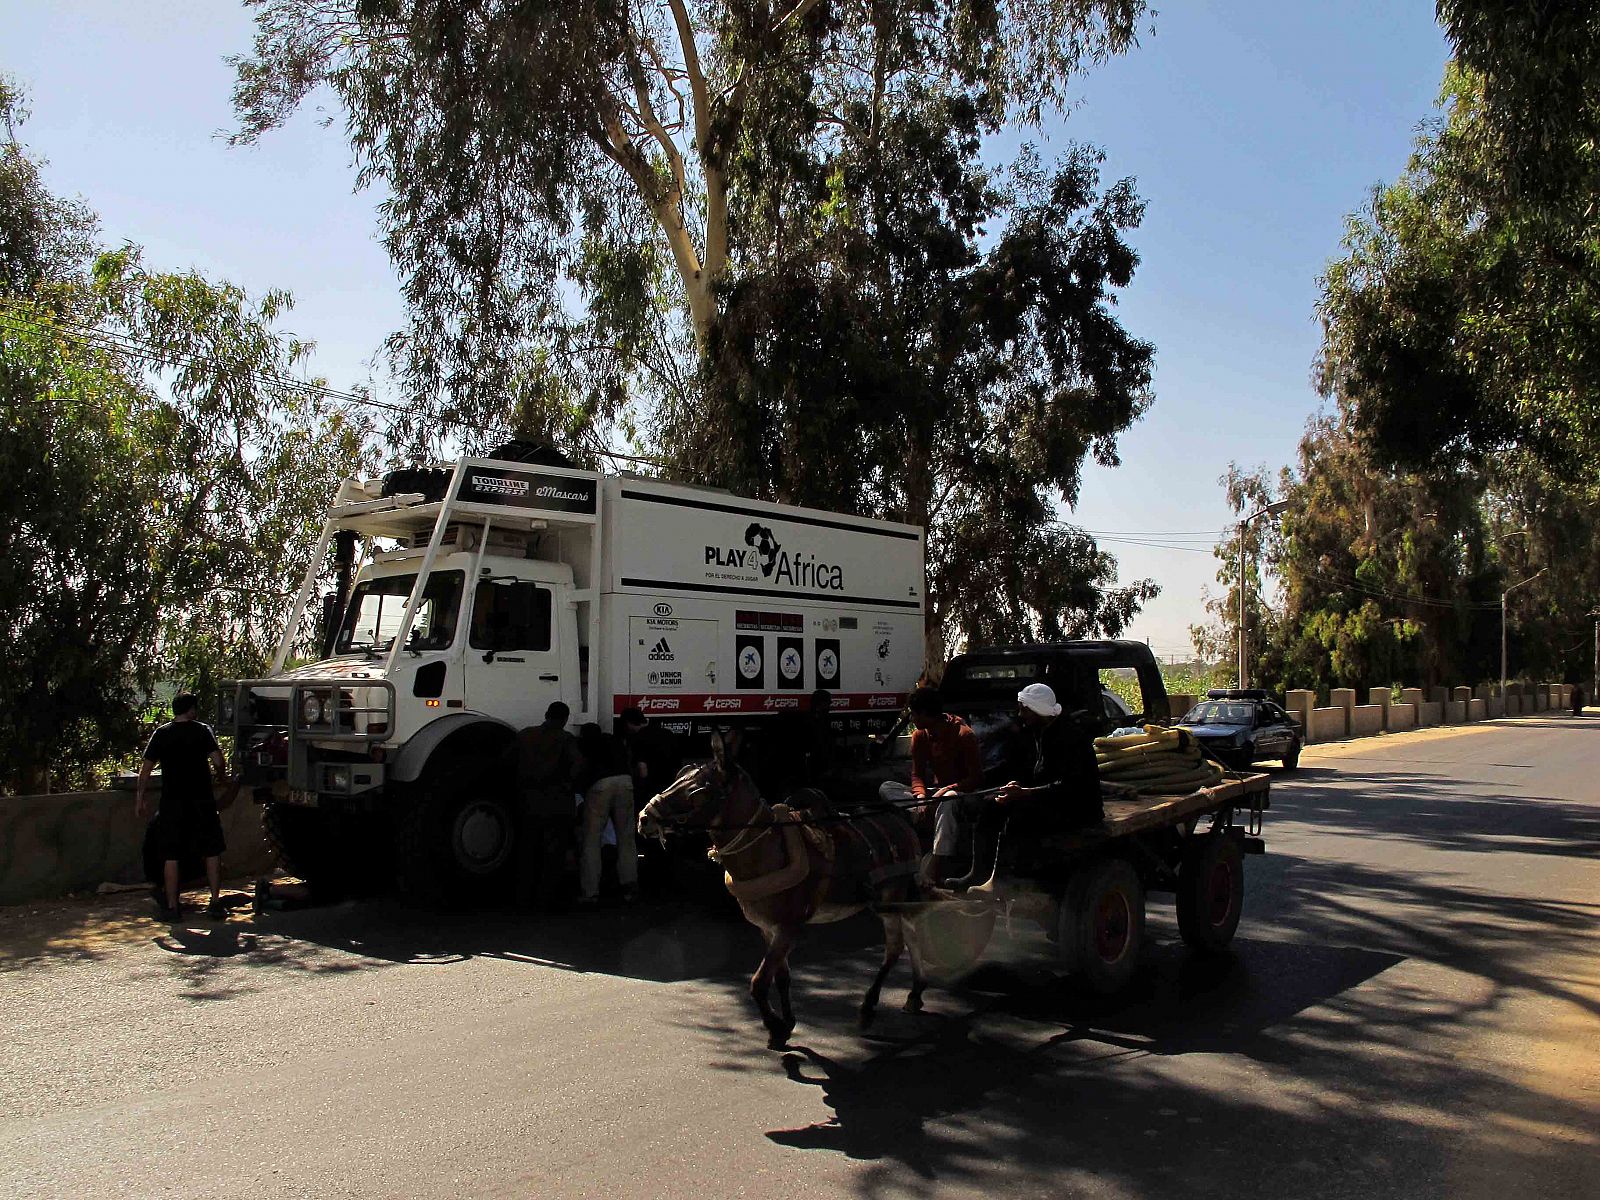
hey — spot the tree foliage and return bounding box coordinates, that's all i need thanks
[1189,465,1284,686]
[230,0,1159,657]
[1197,405,1600,697]
[0,87,371,791]
[1271,409,1500,693]
[1319,12,1600,477]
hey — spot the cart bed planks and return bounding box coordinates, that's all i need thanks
[1040,772,1271,854]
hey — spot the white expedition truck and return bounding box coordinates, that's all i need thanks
[222,454,925,898]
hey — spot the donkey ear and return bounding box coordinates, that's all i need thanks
[709,731,727,770]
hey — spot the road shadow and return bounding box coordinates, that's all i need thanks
[1272,766,1600,861]
[733,908,1595,1200]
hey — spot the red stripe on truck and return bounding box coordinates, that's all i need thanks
[613,692,905,715]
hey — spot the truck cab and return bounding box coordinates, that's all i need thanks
[223,458,605,901]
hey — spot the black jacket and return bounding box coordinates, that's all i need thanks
[1020,712,1102,829]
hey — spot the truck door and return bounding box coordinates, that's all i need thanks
[464,579,564,729]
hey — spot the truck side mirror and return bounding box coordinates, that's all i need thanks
[319,592,340,657]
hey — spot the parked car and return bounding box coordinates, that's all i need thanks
[1176,689,1302,770]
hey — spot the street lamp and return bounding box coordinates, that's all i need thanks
[1238,500,1290,689]
[1500,566,1548,703]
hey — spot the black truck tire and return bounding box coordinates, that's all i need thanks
[1176,832,1245,953]
[263,802,391,899]
[1058,856,1146,994]
[264,802,339,898]
[394,770,519,906]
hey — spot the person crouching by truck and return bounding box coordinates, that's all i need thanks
[576,722,638,907]
[950,683,1103,895]
[499,702,582,909]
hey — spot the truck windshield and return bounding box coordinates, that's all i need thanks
[336,570,464,655]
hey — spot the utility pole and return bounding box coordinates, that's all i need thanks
[1589,609,1600,711]
[1500,567,1548,703]
[1237,501,1290,689]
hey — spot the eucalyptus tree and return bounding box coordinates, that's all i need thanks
[0,85,371,790]
[1321,5,1600,481]
[232,0,1159,655]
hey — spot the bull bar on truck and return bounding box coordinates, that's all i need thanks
[220,677,396,799]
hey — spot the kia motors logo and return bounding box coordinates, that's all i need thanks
[653,603,673,617]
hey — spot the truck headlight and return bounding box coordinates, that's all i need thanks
[301,694,324,725]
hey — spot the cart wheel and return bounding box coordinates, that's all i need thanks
[1176,833,1244,953]
[912,901,996,980]
[1058,858,1145,994]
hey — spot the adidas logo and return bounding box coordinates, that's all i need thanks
[648,638,674,662]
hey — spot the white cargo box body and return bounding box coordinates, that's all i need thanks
[597,478,925,721]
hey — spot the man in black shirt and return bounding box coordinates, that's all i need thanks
[956,682,1103,895]
[136,693,229,920]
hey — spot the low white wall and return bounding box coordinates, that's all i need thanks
[1311,707,1347,741]
[1350,704,1385,736]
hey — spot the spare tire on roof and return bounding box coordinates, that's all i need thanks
[380,467,451,501]
[485,439,576,468]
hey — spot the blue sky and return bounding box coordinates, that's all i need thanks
[4,1,1450,658]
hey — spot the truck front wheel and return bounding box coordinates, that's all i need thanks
[262,802,389,899]
[394,773,519,905]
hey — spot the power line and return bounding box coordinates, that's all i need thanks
[0,303,664,468]
[1291,564,1503,611]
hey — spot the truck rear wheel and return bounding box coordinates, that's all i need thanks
[1176,833,1244,953]
[1058,857,1145,994]
[394,772,519,905]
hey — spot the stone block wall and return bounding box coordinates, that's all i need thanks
[1311,707,1348,741]
[1350,705,1385,736]
[0,787,274,907]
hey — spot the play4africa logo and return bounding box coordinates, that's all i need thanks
[648,638,674,661]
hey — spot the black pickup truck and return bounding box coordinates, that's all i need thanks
[939,640,1171,732]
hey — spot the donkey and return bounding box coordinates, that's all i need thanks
[638,733,928,1049]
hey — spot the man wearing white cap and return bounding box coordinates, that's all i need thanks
[950,681,1103,893]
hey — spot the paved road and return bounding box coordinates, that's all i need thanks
[3,717,1597,1199]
